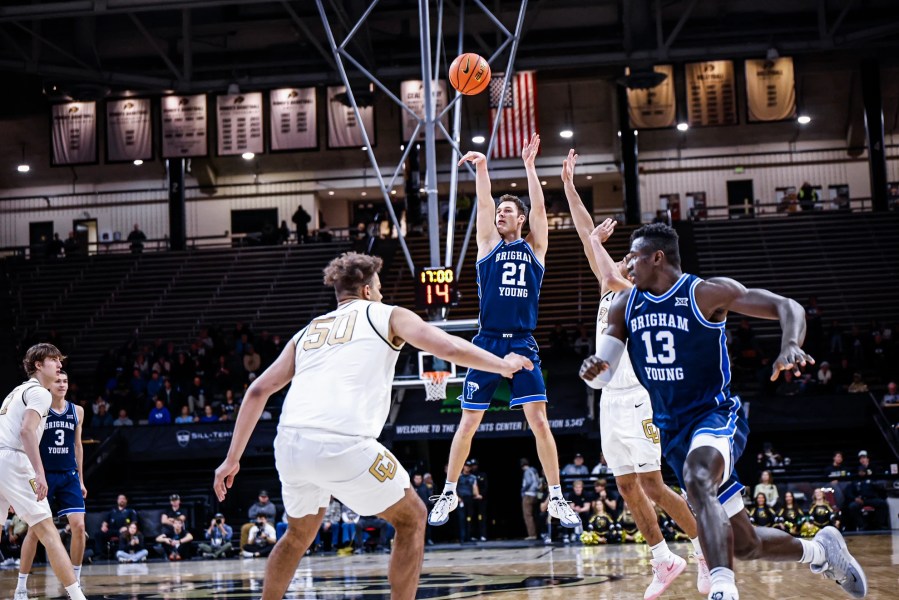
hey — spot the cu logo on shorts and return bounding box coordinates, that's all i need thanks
[368,451,398,482]
[641,419,660,445]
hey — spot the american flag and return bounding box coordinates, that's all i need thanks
[488,71,538,159]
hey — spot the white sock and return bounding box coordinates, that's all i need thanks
[65,582,86,600]
[650,540,673,562]
[709,566,736,590]
[549,485,563,500]
[16,573,28,592]
[798,538,825,565]
[73,564,82,583]
[690,537,704,557]
[442,481,457,495]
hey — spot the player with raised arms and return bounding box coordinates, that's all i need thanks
[428,134,580,530]
[213,252,532,600]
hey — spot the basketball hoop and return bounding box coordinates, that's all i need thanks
[422,371,451,401]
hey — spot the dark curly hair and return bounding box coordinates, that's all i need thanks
[323,252,383,297]
[630,222,681,268]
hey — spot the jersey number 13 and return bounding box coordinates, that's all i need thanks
[641,331,676,364]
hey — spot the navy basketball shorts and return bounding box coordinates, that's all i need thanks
[459,331,546,410]
[46,470,86,517]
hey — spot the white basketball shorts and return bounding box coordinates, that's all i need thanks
[0,449,53,526]
[599,386,662,476]
[274,427,410,519]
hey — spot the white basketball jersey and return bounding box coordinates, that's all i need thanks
[0,379,51,451]
[597,291,642,391]
[280,300,404,438]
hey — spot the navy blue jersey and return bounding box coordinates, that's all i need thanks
[476,239,544,333]
[40,401,78,472]
[625,274,733,432]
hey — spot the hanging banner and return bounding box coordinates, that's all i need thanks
[51,102,97,166]
[627,65,676,129]
[161,94,208,158]
[745,57,796,122]
[216,92,264,156]
[686,60,738,127]
[327,85,375,149]
[106,98,153,162]
[489,71,539,159]
[269,87,318,151]
[400,80,448,141]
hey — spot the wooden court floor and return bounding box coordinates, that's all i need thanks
[1,533,894,599]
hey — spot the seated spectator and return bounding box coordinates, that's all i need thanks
[592,479,618,517]
[129,368,147,402]
[569,480,591,529]
[242,515,276,558]
[857,450,874,476]
[243,345,262,382]
[156,378,181,407]
[561,453,589,476]
[93,402,114,427]
[113,409,134,427]
[826,451,848,482]
[148,399,172,425]
[116,523,148,563]
[1,508,28,564]
[882,381,899,406]
[186,376,207,414]
[753,470,779,508]
[161,494,187,530]
[354,516,391,553]
[847,372,869,394]
[240,490,277,549]
[582,499,615,545]
[591,453,612,476]
[747,493,776,527]
[803,489,840,537]
[199,513,233,559]
[156,519,193,561]
[198,404,219,423]
[339,505,360,554]
[220,390,240,421]
[816,361,833,391]
[844,466,888,531]
[146,371,164,400]
[774,492,805,536]
[175,405,197,424]
[617,503,641,542]
[315,497,344,551]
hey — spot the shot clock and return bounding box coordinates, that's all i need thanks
[415,266,458,309]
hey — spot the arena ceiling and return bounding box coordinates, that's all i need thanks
[0,0,898,191]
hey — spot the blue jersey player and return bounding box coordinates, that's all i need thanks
[16,371,87,598]
[580,223,866,600]
[428,134,580,530]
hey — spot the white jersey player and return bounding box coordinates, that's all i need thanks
[0,344,86,600]
[214,252,532,600]
[562,150,709,600]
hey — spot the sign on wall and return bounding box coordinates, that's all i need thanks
[161,94,208,158]
[686,61,738,126]
[269,87,318,151]
[400,80,448,141]
[745,57,796,122]
[627,65,676,129]
[106,98,153,162]
[327,85,375,149]
[51,101,97,166]
[216,92,264,156]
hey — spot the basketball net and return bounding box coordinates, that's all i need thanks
[422,371,451,401]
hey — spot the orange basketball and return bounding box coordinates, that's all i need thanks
[448,53,491,96]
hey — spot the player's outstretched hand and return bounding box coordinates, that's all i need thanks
[458,151,487,167]
[770,343,814,381]
[214,458,241,502]
[590,218,618,244]
[561,149,578,185]
[579,355,610,382]
[501,352,534,378]
[521,132,540,168]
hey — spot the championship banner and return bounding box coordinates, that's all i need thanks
[627,65,675,129]
[269,87,317,151]
[51,102,97,166]
[106,98,152,162]
[327,85,375,149]
[400,80,448,141]
[686,60,738,126]
[161,94,208,158]
[745,57,796,122]
[216,92,264,156]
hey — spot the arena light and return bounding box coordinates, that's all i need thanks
[133,159,144,166]
[17,164,30,173]
[391,189,397,195]
[797,115,811,125]
[241,152,255,160]
[559,129,574,139]
[586,175,593,180]
[361,191,367,197]
[541,180,547,186]
[471,135,485,144]
[361,146,368,151]
[676,122,689,132]
[328,191,335,196]
[510,182,517,188]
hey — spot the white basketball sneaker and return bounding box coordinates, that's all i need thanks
[693,553,711,595]
[547,497,581,528]
[644,554,687,600]
[810,526,868,598]
[428,493,459,526]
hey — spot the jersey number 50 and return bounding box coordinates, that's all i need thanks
[303,313,358,350]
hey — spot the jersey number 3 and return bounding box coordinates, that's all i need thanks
[55,430,65,446]
[641,331,676,365]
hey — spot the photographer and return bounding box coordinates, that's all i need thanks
[241,515,276,558]
[198,513,233,559]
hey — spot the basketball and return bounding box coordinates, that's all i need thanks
[448,53,491,95]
